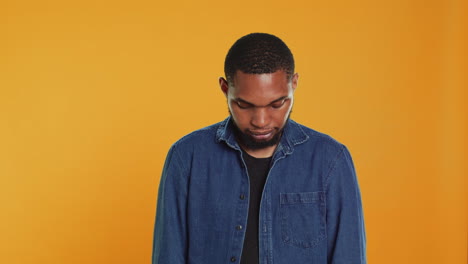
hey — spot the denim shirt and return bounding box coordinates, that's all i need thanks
[152,117,366,264]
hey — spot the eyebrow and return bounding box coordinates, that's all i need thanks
[234,96,289,107]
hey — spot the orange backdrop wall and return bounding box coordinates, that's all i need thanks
[1,0,466,263]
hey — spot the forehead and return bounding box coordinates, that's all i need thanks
[230,70,291,102]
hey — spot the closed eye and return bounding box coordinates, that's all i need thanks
[236,100,254,109]
[270,98,289,108]
[233,97,290,109]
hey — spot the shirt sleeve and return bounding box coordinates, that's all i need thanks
[152,145,189,264]
[325,145,367,264]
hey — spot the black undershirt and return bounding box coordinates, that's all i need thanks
[240,151,271,264]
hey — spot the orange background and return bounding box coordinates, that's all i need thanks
[1,0,467,263]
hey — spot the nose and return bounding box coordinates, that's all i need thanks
[250,107,270,128]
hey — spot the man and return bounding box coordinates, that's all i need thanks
[152,33,366,264]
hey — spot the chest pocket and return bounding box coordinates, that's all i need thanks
[280,191,326,248]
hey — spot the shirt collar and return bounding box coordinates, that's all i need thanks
[216,116,309,155]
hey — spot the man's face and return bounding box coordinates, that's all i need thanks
[220,70,298,150]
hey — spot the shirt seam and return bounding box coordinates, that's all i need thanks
[172,144,189,175]
[324,145,345,191]
[156,145,189,264]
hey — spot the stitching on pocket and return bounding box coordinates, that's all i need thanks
[280,192,326,249]
[280,192,322,204]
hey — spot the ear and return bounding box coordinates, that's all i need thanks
[291,73,299,91]
[219,77,229,97]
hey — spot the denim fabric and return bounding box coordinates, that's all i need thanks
[152,117,366,264]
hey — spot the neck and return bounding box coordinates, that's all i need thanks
[241,144,277,158]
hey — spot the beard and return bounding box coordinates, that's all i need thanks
[229,110,291,150]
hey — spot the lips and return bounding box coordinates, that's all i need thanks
[248,130,274,140]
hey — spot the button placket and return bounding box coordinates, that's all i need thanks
[226,150,249,264]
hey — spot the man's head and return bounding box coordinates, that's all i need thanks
[219,33,298,155]
[223,33,295,86]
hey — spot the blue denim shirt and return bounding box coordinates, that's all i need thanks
[152,117,366,264]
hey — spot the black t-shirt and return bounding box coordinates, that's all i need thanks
[240,151,271,264]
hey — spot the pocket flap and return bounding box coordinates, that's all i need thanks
[280,191,323,204]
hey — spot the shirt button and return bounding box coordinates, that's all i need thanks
[239,194,245,200]
[236,225,242,230]
[230,257,237,262]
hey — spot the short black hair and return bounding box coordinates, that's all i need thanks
[224,33,295,85]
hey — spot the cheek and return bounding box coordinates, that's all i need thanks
[229,107,250,125]
[273,111,290,125]
[276,104,293,120]
[231,109,250,123]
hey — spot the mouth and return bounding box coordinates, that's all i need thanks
[248,130,274,140]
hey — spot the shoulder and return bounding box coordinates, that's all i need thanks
[290,121,355,182]
[289,120,347,155]
[169,120,224,152]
